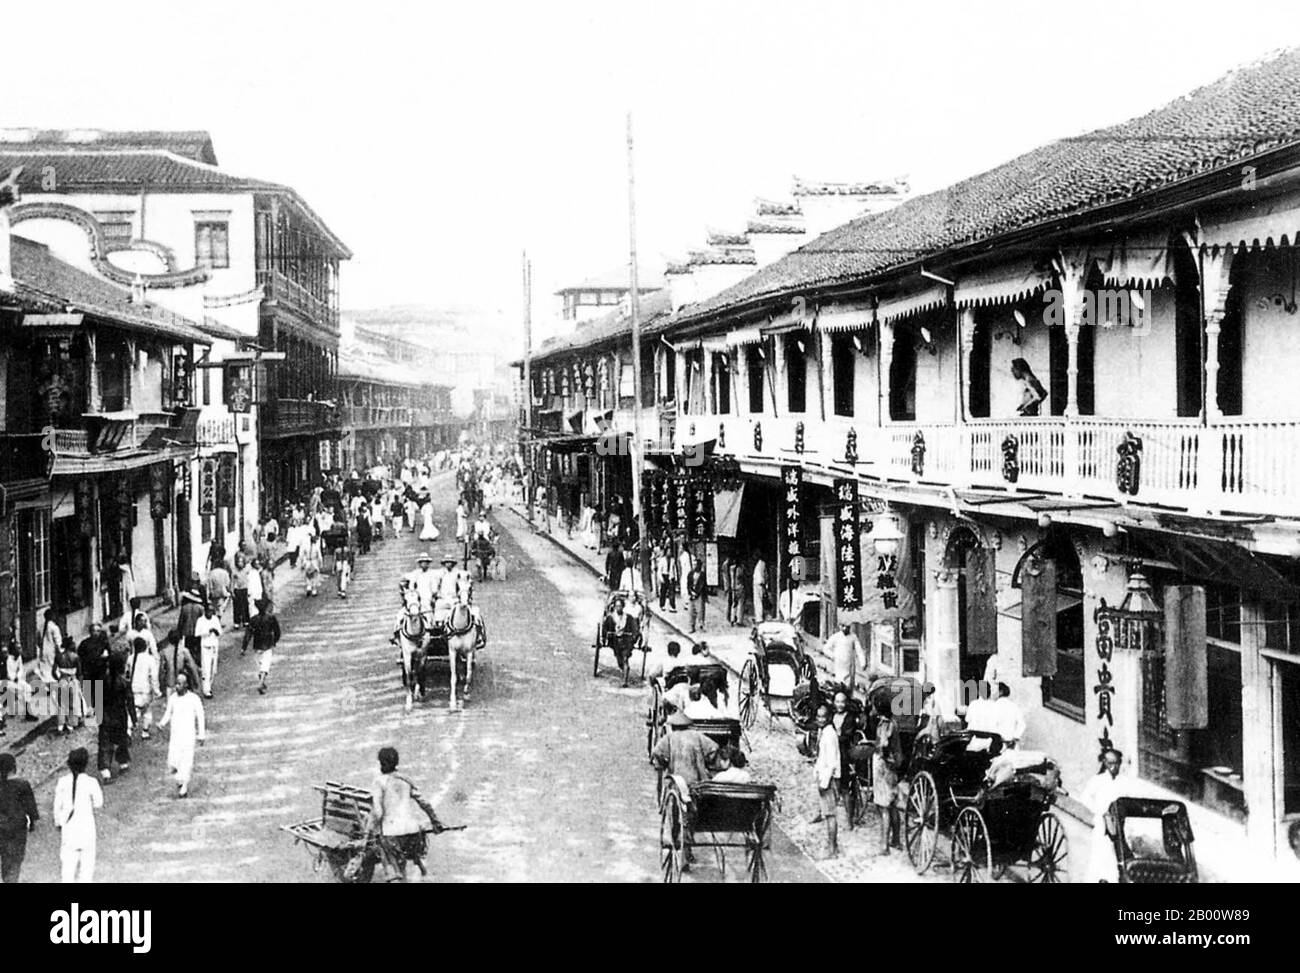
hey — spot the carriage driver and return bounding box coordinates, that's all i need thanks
[403,553,439,619]
[433,555,486,648]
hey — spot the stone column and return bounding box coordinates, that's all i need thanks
[959,307,976,422]
[1239,601,1277,863]
[930,565,962,720]
[878,320,894,425]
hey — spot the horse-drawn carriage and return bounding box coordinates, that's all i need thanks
[592,590,649,685]
[394,588,486,712]
[903,730,1069,883]
[737,621,816,728]
[659,778,778,883]
[1106,797,1198,883]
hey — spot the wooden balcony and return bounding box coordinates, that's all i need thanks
[679,409,1300,519]
[342,405,414,429]
[257,269,339,332]
[263,398,340,438]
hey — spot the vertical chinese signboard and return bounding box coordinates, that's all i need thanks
[691,472,713,541]
[833,478,861,611]
[150,464,172,520]
[781,465,802,581]
[198,458,218,517]
[216,454,237,509]
[673,472,690,535]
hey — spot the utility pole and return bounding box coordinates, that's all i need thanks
[522,250,534,524]
[627,112,648,583]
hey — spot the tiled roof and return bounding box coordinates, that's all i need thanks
[706,229,749,246]
[688,246,757,266]
[680,48,1300,324]
[9,235,211,344]
[755,197,801,216]
[792,176,910,196]
[0,145,351,258]
[0,129,218,164]
[522,290,674,365]
[747,218,805,235]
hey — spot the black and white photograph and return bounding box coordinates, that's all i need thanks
[0,0,1297,924]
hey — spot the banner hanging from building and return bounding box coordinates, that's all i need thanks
[223,362,255,413]
[150,464,172,520]
[75,479,96,538]
[781,465,803,581]
[833,478,862,611]
[860,509,917,622]
[198,458,218,516]
[690,472,714,541]
[216,454,237,509]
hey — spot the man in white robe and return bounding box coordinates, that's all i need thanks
[159,674,206,797]
[1080,747,1132,883]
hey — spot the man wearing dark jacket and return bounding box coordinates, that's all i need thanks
[77,622,113,684]
[604,542,625,591]
[242,600,282,695]
[177,583,206,671]
[0,753,38,883]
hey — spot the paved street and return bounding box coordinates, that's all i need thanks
[16,483,823,883]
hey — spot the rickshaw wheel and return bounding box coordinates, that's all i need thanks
[847,775,867,828]
[746,802,770,883]
[592,628,603,677]
[646,683,662,762]
[660,789,685,883]
[905,771,939,873]
[951,807,992,884]
[738,659,759,729]
[1028,812,1069,884]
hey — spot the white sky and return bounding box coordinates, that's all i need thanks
[8,0,1300,331]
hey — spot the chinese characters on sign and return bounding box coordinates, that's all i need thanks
[833,478,861,610]
[691,473,713,540]
[673,473,690,534]
[223,362,254,413]
[781,465,802,583]
[1094,603,1117,761]
[149,464,172,519]
[199,458,218,516]
[216,454,237,509]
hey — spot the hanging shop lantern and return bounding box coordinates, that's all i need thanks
[1095,569,1163,654]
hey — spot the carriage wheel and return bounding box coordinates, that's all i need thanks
[904,771,939,873]
[659,789,685,883]
[746,802,771,883]
[738,659,759,729]
[951,807,992,884]
[1027,812,1069,884]
[646,683,662,762]
[592,628,603,678]
[847,775,868,828]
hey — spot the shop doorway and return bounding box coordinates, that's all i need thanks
[1274,658,1300,836]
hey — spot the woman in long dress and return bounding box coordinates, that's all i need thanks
[419,500,440,541]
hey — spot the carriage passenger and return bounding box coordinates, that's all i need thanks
[404,553,438,615]
[712,746,752,784]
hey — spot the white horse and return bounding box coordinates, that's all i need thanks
[433,580,484,711]
[394,588,428,713]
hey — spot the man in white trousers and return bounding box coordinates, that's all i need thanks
[159,674,206,798]
[53,747,102,883]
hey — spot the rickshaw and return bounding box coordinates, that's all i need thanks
[646,661,733,760]
[903,730,1069,883]
[737,620,816,728]
[1106,797,1198,883]
[659,778,778,883]
[592,589,649,685]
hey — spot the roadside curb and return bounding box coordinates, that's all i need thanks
[501,505,735,671]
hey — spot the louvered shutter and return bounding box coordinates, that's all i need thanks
[1021,556,1058,676]
[964,546,998,656]
[1163,585,1209,729]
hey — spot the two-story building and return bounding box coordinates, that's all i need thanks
[516,51,1300,876]
[1,195,210,649]
[0,129,351,575]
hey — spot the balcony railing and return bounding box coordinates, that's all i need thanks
[342,405,415,429]
[664,408,1300,518]
[264,398,340,435]
[257,269,339,331]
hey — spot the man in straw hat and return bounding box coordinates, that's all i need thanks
[403,553,439,621]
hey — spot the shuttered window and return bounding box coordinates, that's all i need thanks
[195,222,230,269]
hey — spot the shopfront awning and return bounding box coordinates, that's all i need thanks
[1095,230,1174,289]
[954,257,1054,309]
[1127,530,1300,604]
[713,485,745,537]
[876,283,949,324]
[1200,197,1300,255]
[725,328,765,347]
